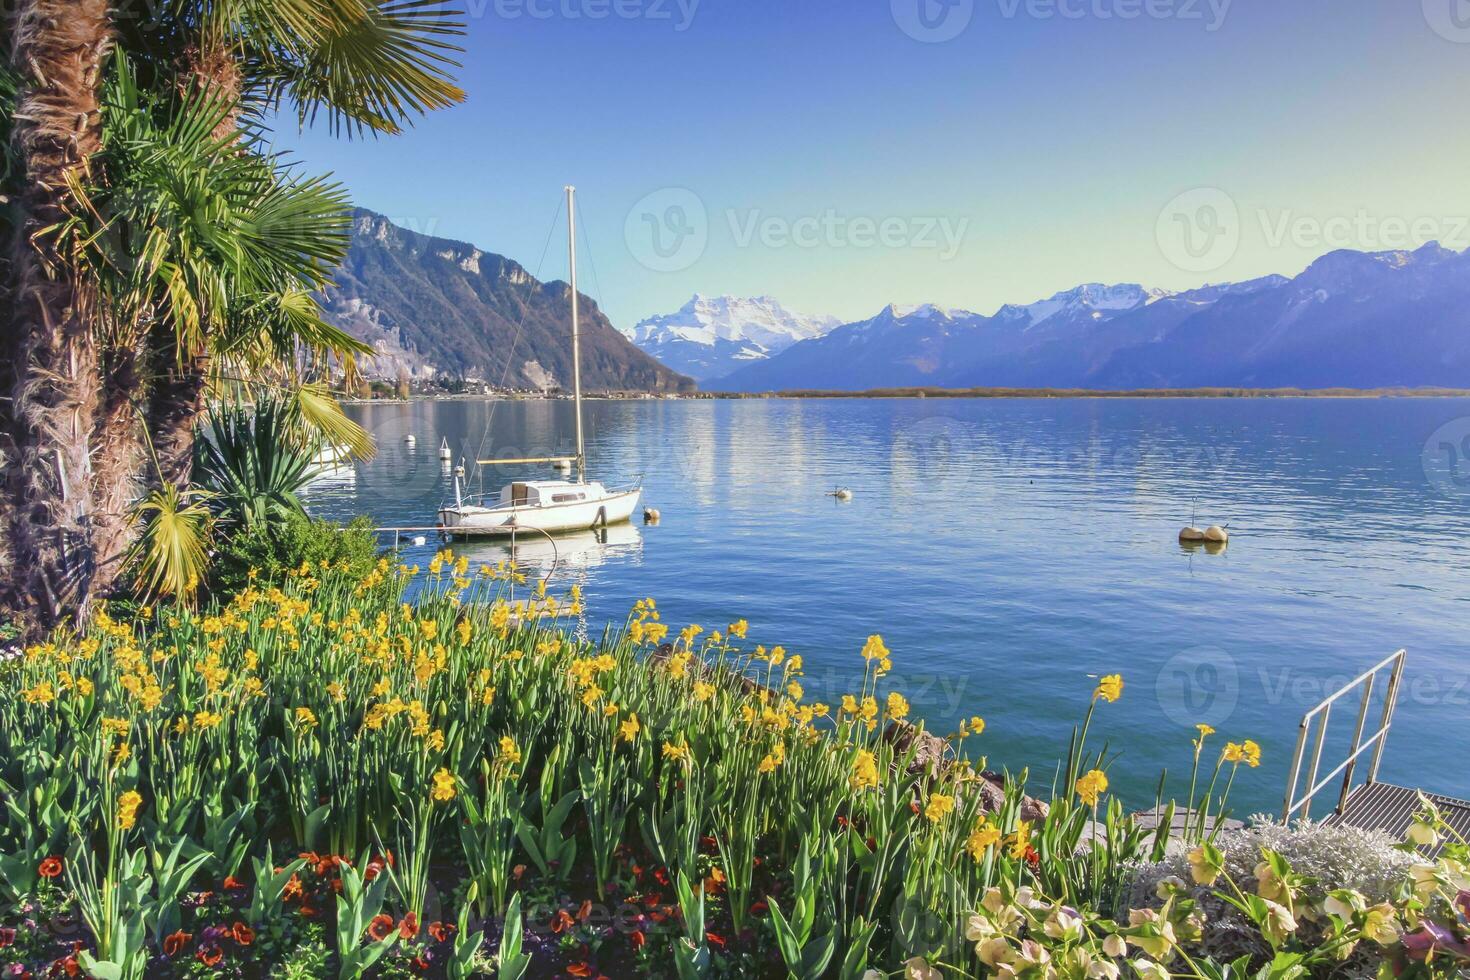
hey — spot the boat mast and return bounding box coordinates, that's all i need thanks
[567,185,586,484]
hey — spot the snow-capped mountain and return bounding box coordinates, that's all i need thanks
[627,295,840,382]
[713,245,1470,391]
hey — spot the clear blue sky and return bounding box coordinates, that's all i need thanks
[273,1,1470,329]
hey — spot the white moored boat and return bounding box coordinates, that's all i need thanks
[437,186,642,538]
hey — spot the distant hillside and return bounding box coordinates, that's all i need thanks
[321,210,693,393]
[713,244,1470,392]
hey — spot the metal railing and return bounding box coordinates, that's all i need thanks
[1282,649,1406,822]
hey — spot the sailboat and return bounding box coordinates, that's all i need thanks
[436,187,642,538]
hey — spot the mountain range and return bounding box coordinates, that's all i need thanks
[699,244,1470,391]
[625,295,841,382]
[321,210,692,392]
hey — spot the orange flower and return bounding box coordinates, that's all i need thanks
[231,922,254,946]
[196,944,223,967]
[367,913,395,942]
[549,909,576,934]
[223,875,246,891]
[398,912,419,940]
[163,930,192,957]
[428,920,454,943]
[706,931,728,948]
[567,965,592,977]
[38,856,63,879]
[281,874,303,901]
[630,929,646,948]
[577,899,593,922]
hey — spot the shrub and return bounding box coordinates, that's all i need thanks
[208,511,382,595]
[1126,817,1419,966]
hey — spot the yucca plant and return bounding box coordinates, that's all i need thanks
[194,397,317,531]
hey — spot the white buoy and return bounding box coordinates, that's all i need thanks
[411,535,427,547]
[1179,526,1206,542]
[439,438,452,461]
[643,507,661,524]
[830,488,853,501]
[404,434,417,447]
[1203,525,1229,543]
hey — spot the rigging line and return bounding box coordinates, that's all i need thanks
[575,190,607,328]
[472,195,567,492]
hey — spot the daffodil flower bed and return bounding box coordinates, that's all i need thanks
[0,554,1467,979]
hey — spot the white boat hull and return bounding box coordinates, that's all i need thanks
[438,487,641,538]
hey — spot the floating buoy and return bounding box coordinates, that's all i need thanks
[453,463,465,478]
[1179,526,1206,542]
[410,535,427,547]
[1203,525,1229,543]
[439,438,452,461]
[830,488,853,501]
[643,507,661,524]
[404,434,417,447]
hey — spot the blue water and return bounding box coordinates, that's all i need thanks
[305,398,1470,816]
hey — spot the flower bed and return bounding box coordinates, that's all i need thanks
[0,554,1466,978]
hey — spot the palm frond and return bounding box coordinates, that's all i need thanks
[292,384,376,461]
[266,0,466,137]
[127,485,214,605]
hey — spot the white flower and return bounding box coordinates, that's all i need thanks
[1131,959,1171,980]
[904,957,942,980]
[1044,905,1084,942]
[1406,820,1439,849]
[977,938,1013,968]
[1261,900,1298,947]
[1154,875,1187,901]
[1102,934,1127,958]
[965,912,999,943]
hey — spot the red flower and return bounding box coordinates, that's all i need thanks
[367,913,395,942]
[163,930,192,957]
[749,900,769,916]
[549,909,576,934]
[653,867,670,886]
[281,874,304,901]
[705,931,727,949]
[428,920,454,943]
[630,930,646,949]
[576,900,593,922]
[222,875,246,891]
[398,912,419,940]
[0,927,14,947]
[231,922,255,946]
[37,857,63,879]
[58,955,79,976]
[567,964,592,977]
[196,944,223,967]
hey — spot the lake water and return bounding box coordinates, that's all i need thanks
[305,397,1470,816]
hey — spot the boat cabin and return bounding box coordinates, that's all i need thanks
[499,481,597,508]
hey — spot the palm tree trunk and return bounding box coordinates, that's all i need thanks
[91,335,143,593]
[1,0,112,631]
[144,328,210,487]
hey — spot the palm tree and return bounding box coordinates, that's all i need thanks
[0,0,463,630]
[1,0,115,627]
[120,0,466,486]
